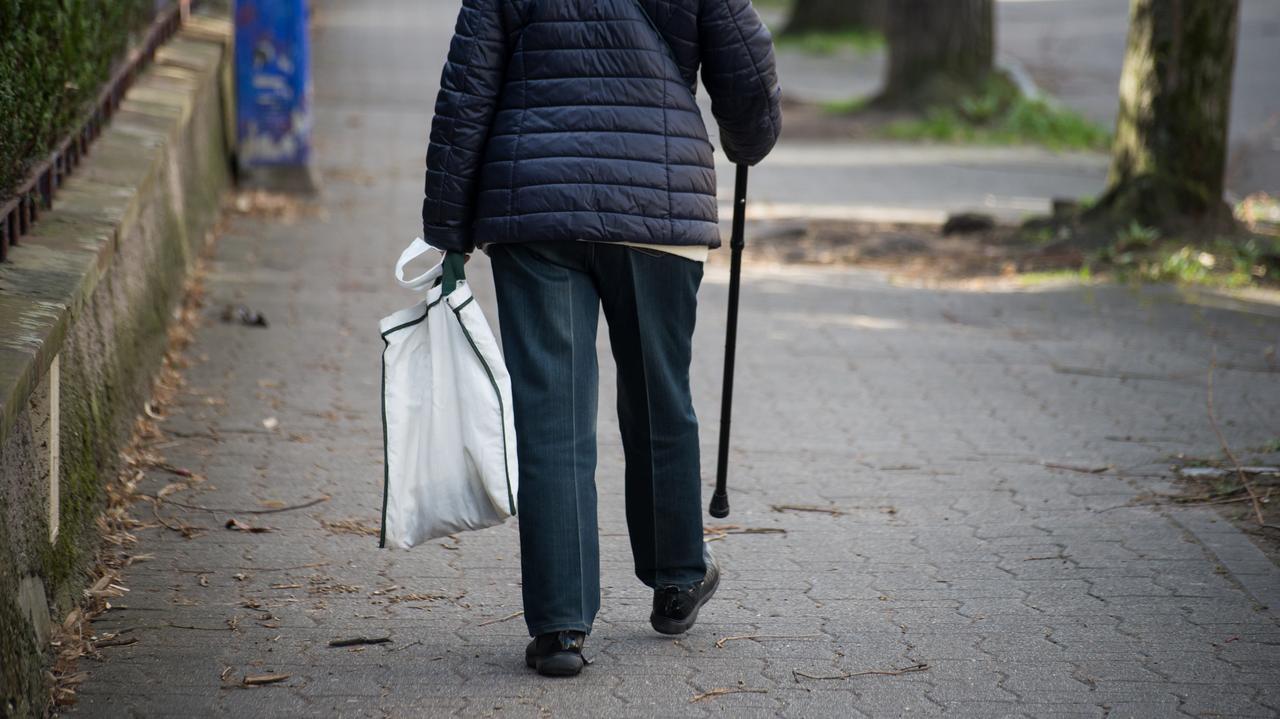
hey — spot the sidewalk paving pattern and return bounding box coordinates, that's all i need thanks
[71,1,1280,716]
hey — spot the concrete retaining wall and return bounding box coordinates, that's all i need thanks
[0,16,233,715]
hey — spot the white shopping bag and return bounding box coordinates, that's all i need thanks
[378,238,518,549]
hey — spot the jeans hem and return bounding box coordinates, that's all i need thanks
[526,622,593,638]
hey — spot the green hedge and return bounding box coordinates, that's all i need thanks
[0,0,158,204]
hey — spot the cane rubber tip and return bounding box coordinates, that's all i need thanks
[709,493,730,519]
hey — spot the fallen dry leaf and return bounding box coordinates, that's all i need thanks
[242,673,290,686]
[320,519,379,536]
[386,592,446,603]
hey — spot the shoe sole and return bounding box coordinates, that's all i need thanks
[525,652,585,677]
[649,569,721,635]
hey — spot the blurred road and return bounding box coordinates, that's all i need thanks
[999,0,1280,198]
[68,1,1280,716]
[731,142,1105,225]
[774,0,1280,201]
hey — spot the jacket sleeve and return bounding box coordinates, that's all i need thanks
[422,0,508,254]
[698,0,782,166]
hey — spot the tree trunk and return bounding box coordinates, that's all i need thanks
[783,0,885,36]
[1095,0,1239,230]
[880,0,995,108]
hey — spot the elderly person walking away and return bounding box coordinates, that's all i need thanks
[421,0,781,676]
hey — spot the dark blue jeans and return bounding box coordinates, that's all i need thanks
[490,241,707,637]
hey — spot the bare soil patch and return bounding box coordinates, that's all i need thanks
[780,97,899,141]
[718,219,1083,285]
[1169,460,1280,565]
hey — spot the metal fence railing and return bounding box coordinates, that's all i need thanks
[0,2,190,263]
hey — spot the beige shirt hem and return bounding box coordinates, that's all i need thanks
[611,241,710,263]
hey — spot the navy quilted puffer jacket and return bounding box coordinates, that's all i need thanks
[422,0,782,254]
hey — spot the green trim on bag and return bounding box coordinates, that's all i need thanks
[449,301,517,516]
[381,296,443,339]
[379,336,391,548]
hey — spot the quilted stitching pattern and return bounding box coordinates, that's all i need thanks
[422,0,782,253]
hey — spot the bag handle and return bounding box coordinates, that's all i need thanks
[394,237,467,295]
[395,237,442,291]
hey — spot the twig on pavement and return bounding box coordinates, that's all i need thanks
[167,623,231,631]
[689,687,768,703]
[1051,364,1186,382]
[771,504,844,516]
[1042,462,1110,474]
[329,636,392,648]
[477,610,524,627]
[1206,347,1266,525]
[715,634,823,649]
[792,662,930,682]
[151,495,331,515]
[177,563,328,573]
[151,504,203,538]
[1179,495,1260,507]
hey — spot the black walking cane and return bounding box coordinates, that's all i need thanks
[709,164,749,519]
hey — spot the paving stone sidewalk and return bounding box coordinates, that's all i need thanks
[71,0,1280,716]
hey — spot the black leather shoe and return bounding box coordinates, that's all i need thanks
[650,548,720,635]
[524,630,587,677]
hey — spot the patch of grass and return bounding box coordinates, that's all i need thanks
[1116,220,1161,249]
[1088,234,1280,288]
[883,82,1111,151]
[1016,268,1093,286]
[777,29,884,56]
[1255,438,1280,454]
[1024,226,1057,246]
[820,96,870,115]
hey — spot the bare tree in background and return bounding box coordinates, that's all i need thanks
[1090,0,1240,231]
[783,0,884,36]
[878,0,995,108]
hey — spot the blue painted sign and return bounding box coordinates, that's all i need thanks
[234,0,312,168]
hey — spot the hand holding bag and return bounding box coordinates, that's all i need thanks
[378,238,518,548]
